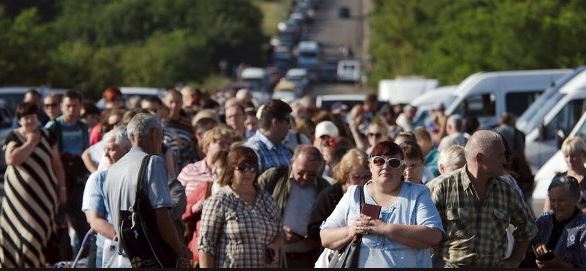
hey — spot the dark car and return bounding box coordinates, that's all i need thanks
[320,57,339,82]
[338,6,350,18]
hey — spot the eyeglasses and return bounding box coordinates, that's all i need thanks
[235,164,257,173]
[370,156,404,169]
[44,103,58,108]
[367,132,382,138]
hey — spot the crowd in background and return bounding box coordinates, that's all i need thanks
[0,86,584,268]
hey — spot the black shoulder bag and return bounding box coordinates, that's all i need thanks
[327,185,365,268]
[118,154,178,268]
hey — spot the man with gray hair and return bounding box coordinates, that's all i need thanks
[103,113,190,267]
[82,125,131,267]
[258,144,329,267]
[436,144,466,175]
[437,114,468,151]
[427,130,537,267]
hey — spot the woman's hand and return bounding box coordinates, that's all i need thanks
[25,129,40,145]
[536,255,572,268]
[267,236,283,265]
[191,200,204,214]
[350,214,372,236]
[367,218,387,236]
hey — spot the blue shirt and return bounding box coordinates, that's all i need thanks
[103,148,174,233]
[244,131,292,172]
[425,148,440,177]
[45,117,88,155]
[321,182,445,268]
[81,170,109,268]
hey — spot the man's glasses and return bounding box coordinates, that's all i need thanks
[235,164,257,173]
[370,156,404,169]
[367,132,382,138]
[44,103,58,108]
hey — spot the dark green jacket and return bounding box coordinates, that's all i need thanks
[257,166,331,216]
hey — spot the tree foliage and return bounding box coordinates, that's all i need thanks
[0,0,265,99]
[369,0,586,88]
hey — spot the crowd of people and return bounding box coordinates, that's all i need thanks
[0,86,585,268]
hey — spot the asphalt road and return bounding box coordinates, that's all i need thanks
[306,0,372,95]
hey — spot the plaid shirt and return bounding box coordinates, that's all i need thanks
[426,167,537,267]
[244,131,292,173]
[198,186,282,268]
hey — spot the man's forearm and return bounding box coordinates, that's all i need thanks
[85,212,116,240]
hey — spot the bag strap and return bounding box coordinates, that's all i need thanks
[354,185,365,242]
[133,154,153,210]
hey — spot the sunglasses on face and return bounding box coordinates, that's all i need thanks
[235,164,257,173]
[370,156,404,169]
[367,132,382,138]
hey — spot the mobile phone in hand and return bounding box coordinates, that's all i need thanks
[532,245,555,261]
[361,203,381,219]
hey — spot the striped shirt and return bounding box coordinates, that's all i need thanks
[244,131,292,172]
[427,167,537,267]
[198,186,282,268]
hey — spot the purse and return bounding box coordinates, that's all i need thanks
[327,185,365,268]
[118,154,178,268]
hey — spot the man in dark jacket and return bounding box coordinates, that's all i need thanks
[258,144,330,267]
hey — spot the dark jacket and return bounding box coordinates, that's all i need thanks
[307,183,345,241]
[257,166,331,216]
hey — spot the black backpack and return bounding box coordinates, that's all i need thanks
[118,154,178,268]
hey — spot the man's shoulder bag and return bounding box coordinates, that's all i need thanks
[118,154,178,268]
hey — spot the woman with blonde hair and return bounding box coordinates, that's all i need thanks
[544,136,586,213]
[177,126,239,265]
[307,149,371,242]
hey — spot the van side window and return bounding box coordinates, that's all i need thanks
[505,91,541,117]
[544,99,586,140]
[458,94,495,118]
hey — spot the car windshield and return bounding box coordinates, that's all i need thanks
[517,92,564,134]
[0,94,26,111]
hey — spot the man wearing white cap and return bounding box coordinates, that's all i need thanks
[313,121,340,184]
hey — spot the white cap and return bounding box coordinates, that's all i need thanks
[315,121,339,138]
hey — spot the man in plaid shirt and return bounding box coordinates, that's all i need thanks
[427,130,536,267]
[244,99,293,172]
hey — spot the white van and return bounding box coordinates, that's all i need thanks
[516,67,586,172]
[410,85,457,127]
[445,69,571,129]
[337,60,361,82]
[531,110,586,215]
[378,76,439,105]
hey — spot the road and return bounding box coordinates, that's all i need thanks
[305,0,372,95]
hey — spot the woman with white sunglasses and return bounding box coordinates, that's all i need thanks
[320,141,444,268]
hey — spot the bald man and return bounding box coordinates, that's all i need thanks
[427,130,536,268]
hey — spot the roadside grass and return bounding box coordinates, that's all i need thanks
[252,0,293,37]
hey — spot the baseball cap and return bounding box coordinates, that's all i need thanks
[315,121,339,138]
